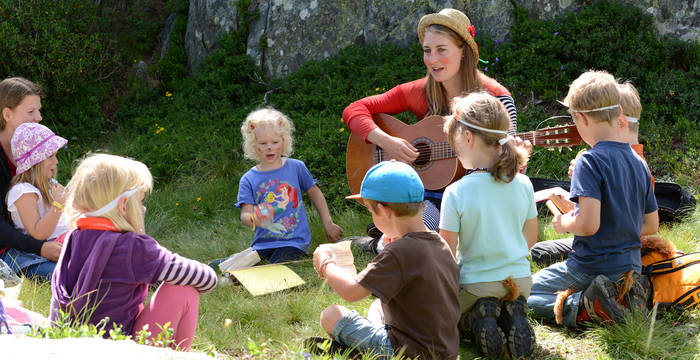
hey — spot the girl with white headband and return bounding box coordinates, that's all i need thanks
[50,154,217,351]
[439,92,537,358]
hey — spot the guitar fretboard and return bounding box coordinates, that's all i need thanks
[374,127,578,163]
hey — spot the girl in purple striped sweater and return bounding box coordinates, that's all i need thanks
[50,154,216,350]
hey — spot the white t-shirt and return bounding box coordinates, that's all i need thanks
[6,182,69,240]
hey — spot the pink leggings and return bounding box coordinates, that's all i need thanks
[133,283,200,351]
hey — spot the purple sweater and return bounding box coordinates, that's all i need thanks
[50,229,216,335]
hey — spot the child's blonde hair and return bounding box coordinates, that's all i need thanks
[563,70,621,125]
[240,108,294,162]
[0,77,43,131]
[10,163,53,206]
[444,92,527,183]
[617,80,642,132]
[65,154,153,233]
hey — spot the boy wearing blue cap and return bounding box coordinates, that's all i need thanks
[312,161,460,359]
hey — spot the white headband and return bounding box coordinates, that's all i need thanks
[498,137,509,145]
[85,188,140,217]
[569,104,620,113]
[456,118,508,135]
[625,116,639,123]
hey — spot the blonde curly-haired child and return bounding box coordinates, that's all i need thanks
[236,108,342,263]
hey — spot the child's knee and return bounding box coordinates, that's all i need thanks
[320,305,345,336]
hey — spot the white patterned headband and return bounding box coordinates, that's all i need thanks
[455,118,508,145]
[625,116,639,123]
[566,104,620,113]
[85,187,141,217]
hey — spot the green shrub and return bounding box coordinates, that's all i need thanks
[0,0,120,96]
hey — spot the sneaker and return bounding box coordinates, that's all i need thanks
[620,272,650,313]
[498,296,535,358]
[464,297,506,358]
[581,275,627,324]
[366,223,383,239]
[348,235,379,254]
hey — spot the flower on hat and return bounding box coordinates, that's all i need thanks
[467,25,475,38]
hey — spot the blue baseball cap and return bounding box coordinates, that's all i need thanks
[346,161,424,203]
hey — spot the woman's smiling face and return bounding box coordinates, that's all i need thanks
[422,30,463,84]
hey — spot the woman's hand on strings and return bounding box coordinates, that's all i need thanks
[367,128,419,163]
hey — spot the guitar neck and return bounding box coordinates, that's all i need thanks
[517,128,581,148]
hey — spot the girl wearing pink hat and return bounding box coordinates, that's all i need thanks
[0,77,63,280]
[3,122,68,279]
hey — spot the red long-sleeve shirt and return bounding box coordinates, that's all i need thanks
[342,75,517,141]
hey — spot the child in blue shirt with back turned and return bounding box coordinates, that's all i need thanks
[527,70,659,328]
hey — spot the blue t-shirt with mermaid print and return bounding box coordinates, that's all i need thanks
[236,158,316,252]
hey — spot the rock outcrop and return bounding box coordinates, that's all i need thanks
[183,0,700,77]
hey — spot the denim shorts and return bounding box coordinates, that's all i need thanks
[332,310,393,358]
[0,248,55,280]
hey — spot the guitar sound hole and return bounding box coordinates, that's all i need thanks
[413,142,431,167]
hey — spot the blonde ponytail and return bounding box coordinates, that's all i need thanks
[492,138,528,183]
[445,92,526,183]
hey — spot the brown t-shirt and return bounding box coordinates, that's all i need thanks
[356,231,460,359]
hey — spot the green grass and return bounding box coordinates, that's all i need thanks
[17,172,700,358]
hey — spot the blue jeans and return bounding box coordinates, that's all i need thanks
[332,310,393,359]
[0,248,55,281]
[527,261,622,327]
[256,246,305,263]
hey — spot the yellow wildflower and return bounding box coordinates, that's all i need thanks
[197,197,201,202]
[165,91,172,97]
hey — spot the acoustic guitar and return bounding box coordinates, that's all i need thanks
[346,114,582,194]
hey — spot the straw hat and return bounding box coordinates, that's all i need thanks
[11,122,67,174]
[417,8,479,62]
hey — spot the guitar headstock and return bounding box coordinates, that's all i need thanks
[530,124,582,151]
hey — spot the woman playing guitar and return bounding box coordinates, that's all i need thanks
[343,8,522,239]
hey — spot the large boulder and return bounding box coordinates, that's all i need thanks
[185,0,240,71]
[243,0,514,77]
[183,0,700,77]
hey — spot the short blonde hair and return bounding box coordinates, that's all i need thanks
[618,80,642,132]
[65,154,153,233]
[240,108,294,162]
[564,70,621,125]
[444,92,527,183]
[364,199,424,218]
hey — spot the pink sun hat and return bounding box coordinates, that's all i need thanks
[11,122,68,175]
